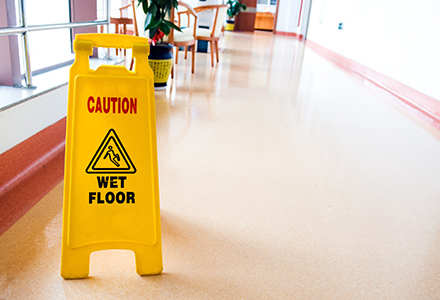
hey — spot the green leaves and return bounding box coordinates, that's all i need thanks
[141,0,148,16]
[158,22,170,35]
[138,0,180,40]
[149,2,158,15]
[163,20,181,32]
[145,19,161,30]
[226,0,247,19]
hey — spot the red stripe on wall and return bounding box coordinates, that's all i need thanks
[298,0,304,27]
[276,31,304,39]
[0,118,66,236]
[305,39,440,130]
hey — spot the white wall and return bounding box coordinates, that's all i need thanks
[307,0,440,100]
[276,0,302,33]
[0,86,68,154]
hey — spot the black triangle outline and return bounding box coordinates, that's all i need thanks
[85,129,137,174]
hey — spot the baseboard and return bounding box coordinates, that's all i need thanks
[275,31,304,40]
[305,39,440,130]
[0,117,66,236]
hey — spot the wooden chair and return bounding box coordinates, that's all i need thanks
[117,3,135,35]
[112,2,135,56]
[131,1,197,75]
[164,2,198,74]
[185,4,227,67]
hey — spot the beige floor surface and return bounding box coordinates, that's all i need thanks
[1,31,440,299]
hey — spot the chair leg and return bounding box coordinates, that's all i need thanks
[175,47,179,64]
[215,41,219,63]
[191,43,195,74]
[115,25,119,55]
[123,24,127,57]
[185,46,188,59]
[210,41,214,67]
[172,47,177,78]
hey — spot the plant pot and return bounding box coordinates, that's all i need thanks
[148,42,173,89]
[225,20,235,31]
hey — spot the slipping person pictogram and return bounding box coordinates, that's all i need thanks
[104,146,120,167]
[86,129,136,174]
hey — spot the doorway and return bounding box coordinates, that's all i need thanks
[254,0,278,31]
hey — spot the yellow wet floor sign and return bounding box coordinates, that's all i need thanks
[61,34,162,279]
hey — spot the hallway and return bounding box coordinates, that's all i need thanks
[1,31,440,298]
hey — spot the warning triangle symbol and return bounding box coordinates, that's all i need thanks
[86,129,136,174]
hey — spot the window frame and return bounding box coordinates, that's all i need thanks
[0,0,110,88]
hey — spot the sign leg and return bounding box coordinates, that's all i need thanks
[134,246,163,276]
[61,247,91,279]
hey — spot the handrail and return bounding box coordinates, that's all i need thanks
[0,27,25,36]
[0,20,110,37]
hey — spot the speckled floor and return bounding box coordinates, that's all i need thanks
[1,31,440,299]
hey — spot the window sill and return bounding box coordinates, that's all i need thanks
[0,57,124,112]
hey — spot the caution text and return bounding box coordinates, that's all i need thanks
[87,96,137,114]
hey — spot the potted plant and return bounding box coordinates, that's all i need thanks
[138,0,181,89]
[225,0,247,31]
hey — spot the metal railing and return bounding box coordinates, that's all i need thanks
[0,21,110,36]
[0,0,110,88]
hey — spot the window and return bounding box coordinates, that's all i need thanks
[24,0,72,74]
[0,0,108,87]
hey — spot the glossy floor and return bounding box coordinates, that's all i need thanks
[2,31,440,299]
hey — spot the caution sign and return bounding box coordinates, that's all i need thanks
[61,34,162,279]
[86,129,136,174]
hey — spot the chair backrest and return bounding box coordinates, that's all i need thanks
[119,3,131,18]
[213,6,227,38]
[194,5,227,38]
[177,2,198,35]
[177,1,198,29]
[116,1,136,35]
[166,2,198,44]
